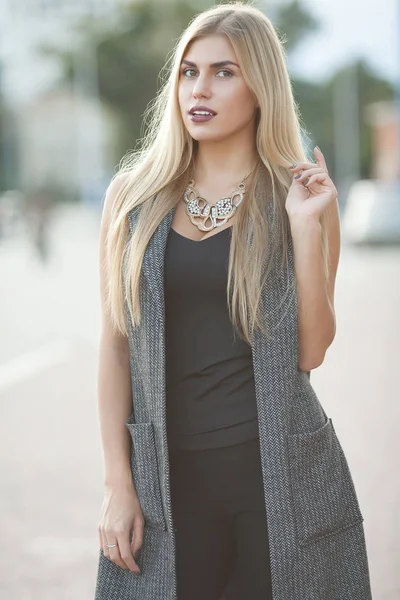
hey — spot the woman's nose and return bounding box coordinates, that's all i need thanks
[192,75,211,99]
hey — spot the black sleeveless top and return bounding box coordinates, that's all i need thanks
[164,225,259,450]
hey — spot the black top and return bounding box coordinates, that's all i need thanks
[164,225,259,450]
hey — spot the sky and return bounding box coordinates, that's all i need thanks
[0,0,399,103]
[290,0,399,83]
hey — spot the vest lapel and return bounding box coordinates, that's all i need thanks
[141,206,176,325]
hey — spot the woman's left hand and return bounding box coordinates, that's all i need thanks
[285,146,338,221]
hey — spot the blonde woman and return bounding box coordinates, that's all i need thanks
[94,3,372,599]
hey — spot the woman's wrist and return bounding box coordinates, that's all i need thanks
[288,211,321,228]
[104,467,135,492]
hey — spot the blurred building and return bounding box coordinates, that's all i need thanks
[16,87,120,202]
[365,101,400,181]
[342,100,400,244]
[0,0,131,105]
[0,0,131,201]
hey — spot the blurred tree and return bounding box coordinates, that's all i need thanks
[295,60,394,179]
[0,100,17,192]
[95,1,200,154]
[47,0,202,158]
[0,59,6,191]
[340,61,394,179]
[273,0,319,53]
[45,0,394,180]
[0,102,5,191]
[0,59,18,191]
[47,0,321,159]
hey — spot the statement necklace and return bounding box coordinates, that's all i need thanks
[183,169,253,232]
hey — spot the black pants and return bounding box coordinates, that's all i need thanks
[169,437,273,600]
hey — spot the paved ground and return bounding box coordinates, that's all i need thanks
[0,204,399,599]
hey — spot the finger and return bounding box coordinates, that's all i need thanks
[98,525,105,553]
[105,535,128,570]
[131,516,145,558]
[99,527,110,558]
[289,161,317,173]
[293,167,325,182]
[303,173,329,187]
[119,532,141,574]
[290,155,329,175]
[314,146,328,171]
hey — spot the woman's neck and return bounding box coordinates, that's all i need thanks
[193,134,258,188]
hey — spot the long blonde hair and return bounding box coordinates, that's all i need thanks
[105,2,329,344]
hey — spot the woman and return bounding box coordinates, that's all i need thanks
[95,3,372,600]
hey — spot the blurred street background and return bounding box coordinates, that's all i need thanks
[0,0,399,598]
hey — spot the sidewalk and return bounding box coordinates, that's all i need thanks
[0,205,399,599]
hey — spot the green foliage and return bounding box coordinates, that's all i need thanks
[82,0,323,158]
[46,0,395,179]
[274,0,319,53]
[87,1,201,156]
[294,60,394,177]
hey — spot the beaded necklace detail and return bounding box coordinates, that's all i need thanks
[183,169,253,232]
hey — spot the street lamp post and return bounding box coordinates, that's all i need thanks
[332,63,361,210]
[71,32,106,206]
[0,3,15,192]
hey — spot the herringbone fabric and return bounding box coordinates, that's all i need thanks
[94,204,372,600]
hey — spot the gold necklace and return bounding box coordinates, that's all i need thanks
[183,169,253,232]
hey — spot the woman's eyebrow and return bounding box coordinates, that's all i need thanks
[181,59,240,68]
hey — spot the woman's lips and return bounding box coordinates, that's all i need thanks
[189,114,216,123]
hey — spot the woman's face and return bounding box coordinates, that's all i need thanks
[178,34,259,143]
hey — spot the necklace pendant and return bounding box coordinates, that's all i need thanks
[201,204,211,217]
[183,167,253,233]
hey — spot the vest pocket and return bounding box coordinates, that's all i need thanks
[288,416,364,546]
[125,421,167,531]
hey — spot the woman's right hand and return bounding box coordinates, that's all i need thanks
[98,480,144,574]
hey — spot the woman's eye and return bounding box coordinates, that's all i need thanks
[216,70,233,78]
[182,68,233,78]
[183,68,197,77]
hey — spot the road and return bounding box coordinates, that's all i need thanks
[0,204,399,599]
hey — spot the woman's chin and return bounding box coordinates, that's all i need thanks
[187,129,227,143]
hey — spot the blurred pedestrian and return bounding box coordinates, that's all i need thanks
[95,3,372,600]
[25,185,55,263]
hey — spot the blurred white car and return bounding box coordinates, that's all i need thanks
[342,180,400,244]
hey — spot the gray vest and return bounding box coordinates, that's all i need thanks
[95,204,372,600]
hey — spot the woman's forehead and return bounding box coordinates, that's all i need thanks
[182,35,237,63]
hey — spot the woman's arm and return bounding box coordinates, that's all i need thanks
[285,147,341,372]
[97,178,134,488]
[97,334,133,487]
[289,200,340,372]
[97,179,143,574]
